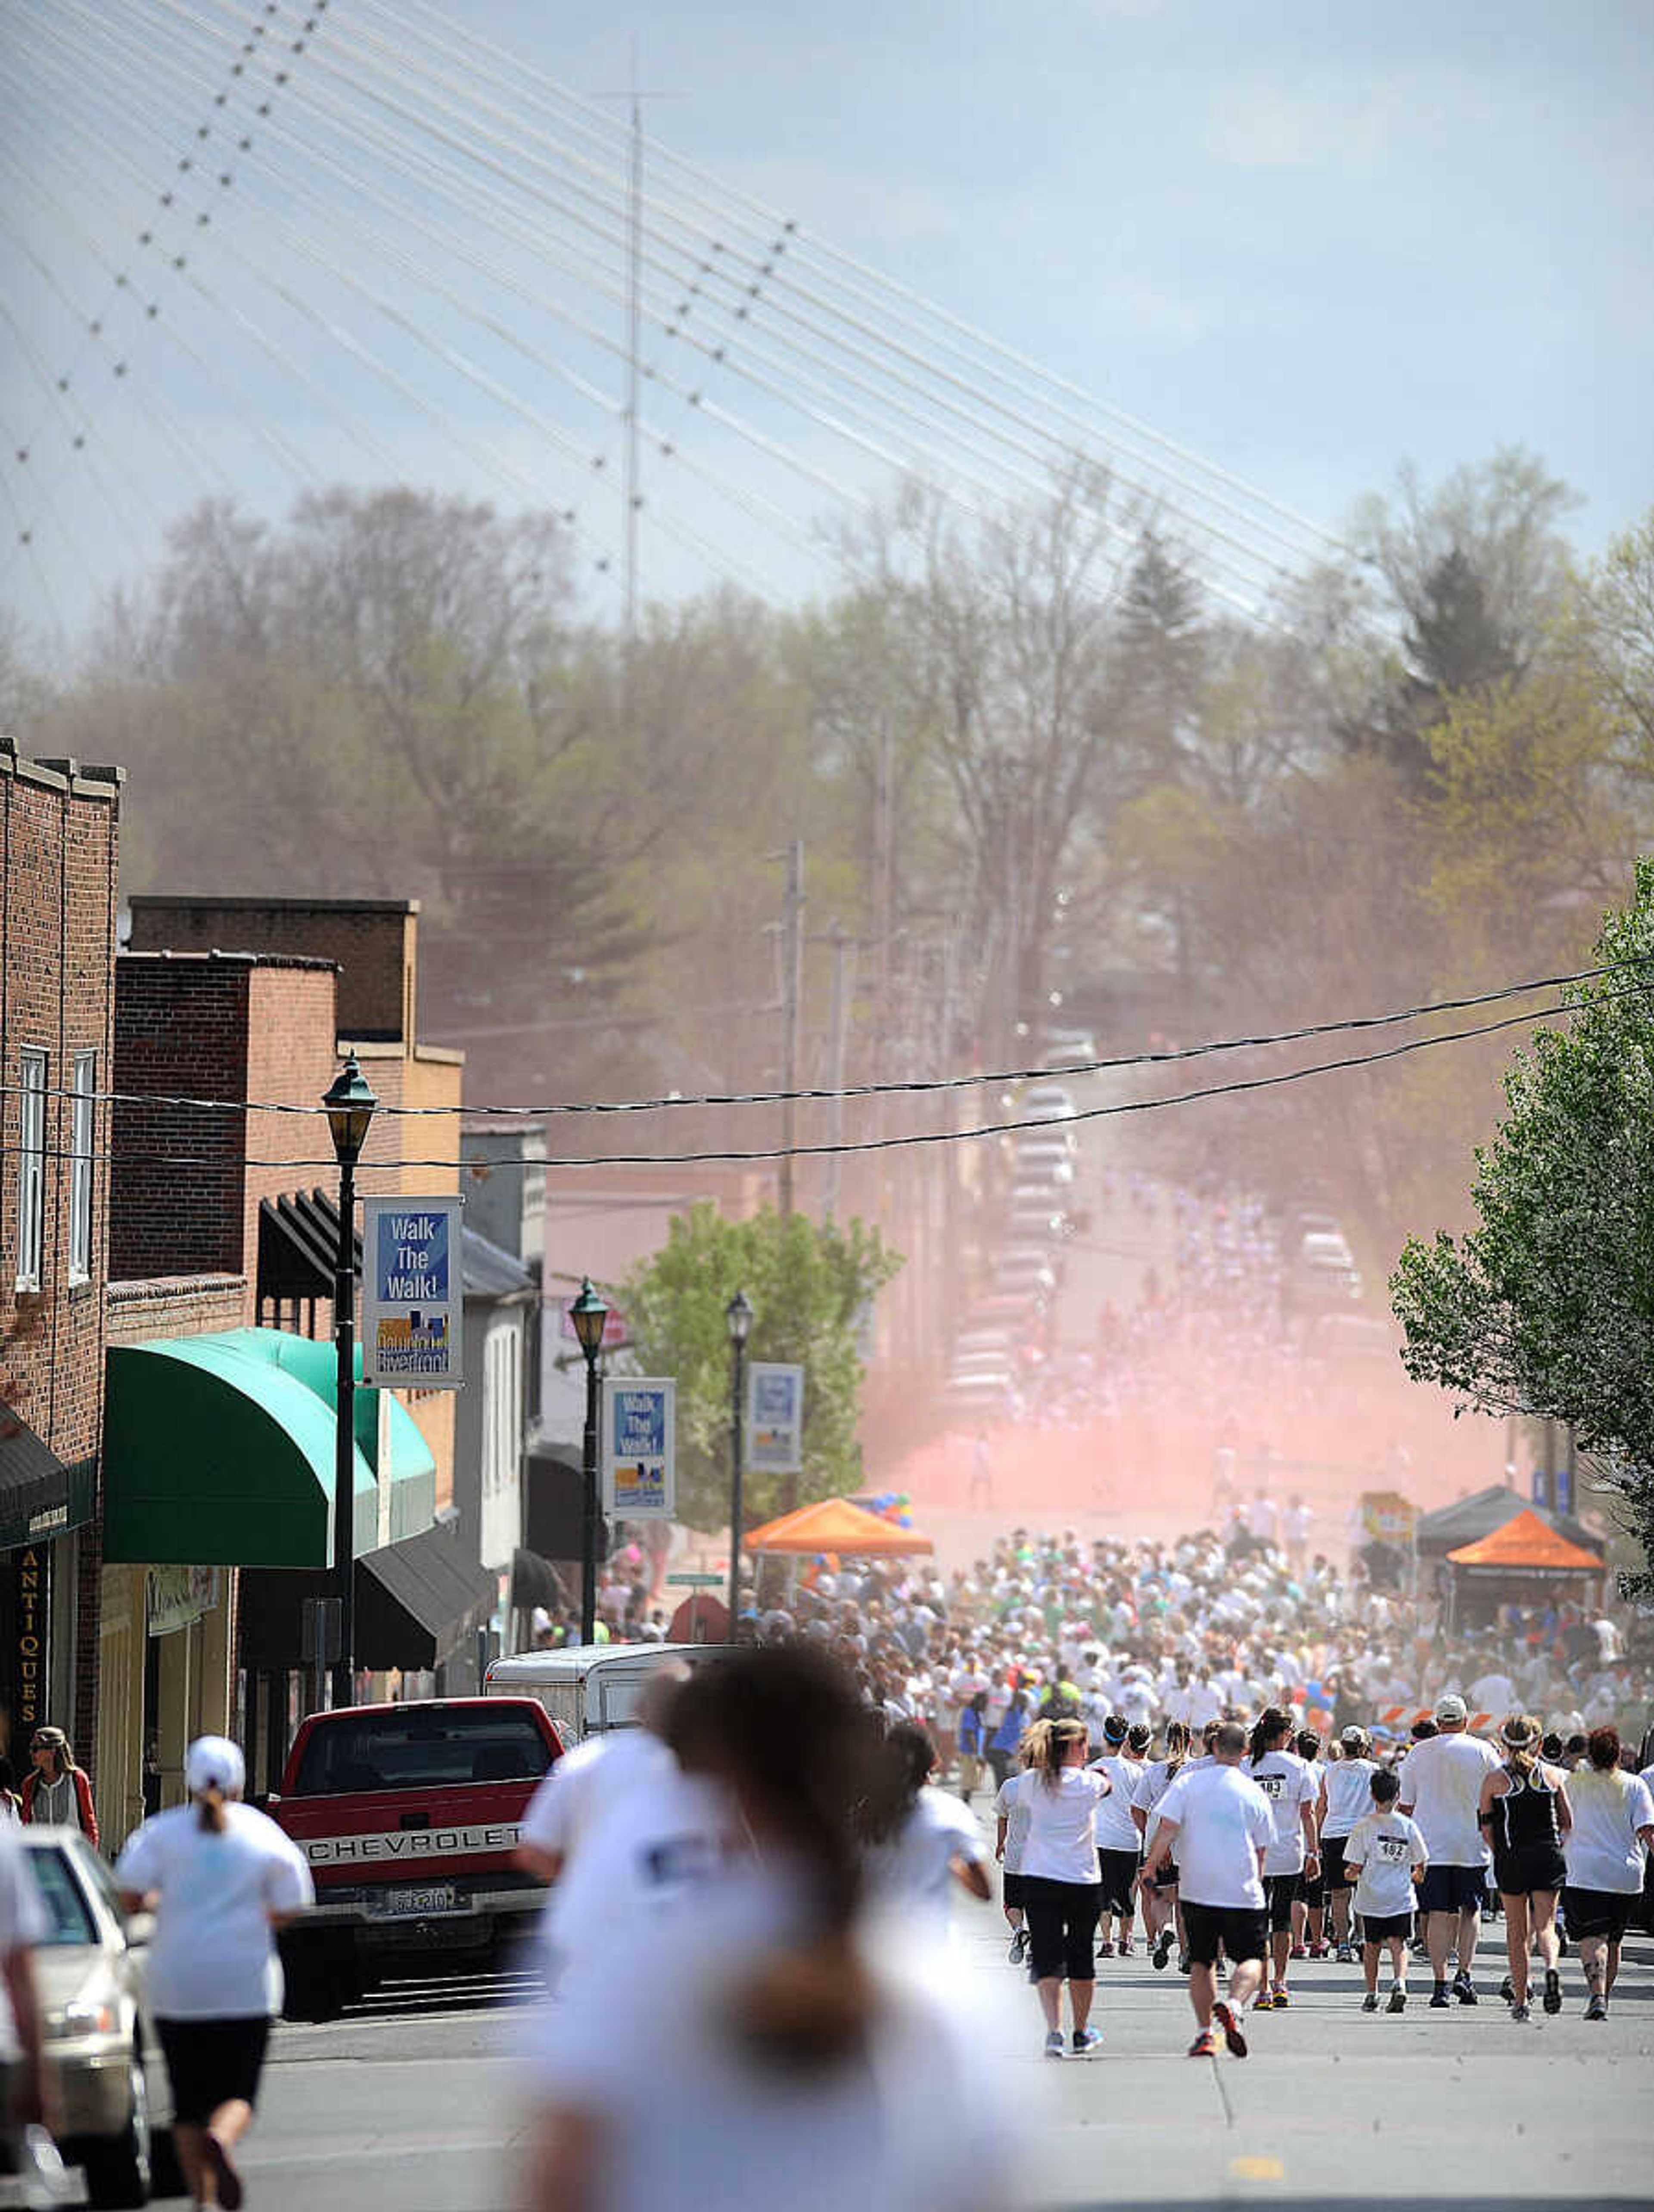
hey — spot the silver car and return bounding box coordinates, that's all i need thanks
[18,1827,157,2208]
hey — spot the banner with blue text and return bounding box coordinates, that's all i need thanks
[363,1196,463,1388]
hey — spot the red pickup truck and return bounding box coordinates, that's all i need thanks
[267,1696,562,2018]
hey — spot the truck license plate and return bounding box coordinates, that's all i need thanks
[371,1883,459,1917]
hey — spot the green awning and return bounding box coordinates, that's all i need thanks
[103,1329,437,1569]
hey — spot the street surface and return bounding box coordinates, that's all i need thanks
[15,1900,1639,2211]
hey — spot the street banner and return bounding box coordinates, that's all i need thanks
[1358,1489,1416,1544]
[1531,1467,1552,1510]
[602,1378,675,1519]
[747,1362,805,1474]
[362,1197,463,1387]
[1555,1459,1574,1516]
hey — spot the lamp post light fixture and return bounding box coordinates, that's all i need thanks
[724,1288,753,1637]
[569,1277,610,1646]
[322,1053,377,1709]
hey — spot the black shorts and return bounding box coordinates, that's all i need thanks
[1150,1860,1180,1892]
[1181,1899,1269,1969]
[1300,1863,1327,1909]
[157,2015,272,2126]
[1560,1886,1635,1943]
[1321,1834,1353,1891]
[1096,1847,1139,1916]
[1021,1876,1102,1981]
[1001,1871,1028,1909]
[1493,1846,1566,1898]
[1417,1863,1486,1915]
[1360,1910,1414,1943]
[1264,1872,1301,1933]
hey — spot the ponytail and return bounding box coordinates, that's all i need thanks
[1249,1706,1291,1765]
[1162,1719,1191,1779]
[196,1783,227,1835]
[1025,1715,1086,1790]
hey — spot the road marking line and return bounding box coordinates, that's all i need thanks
[1228,2156,1286,2181]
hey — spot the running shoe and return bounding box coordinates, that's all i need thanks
[1511,2002,1530,2023]
[1117,1936,1135,1957]
[1252,1989,1276,2011]
[1361,1992,1379,2013]
[1584,1994,1607,2022]
[1212,1999,1248,2057]
[1499,1974,1514,2003]
[1452,1970,1478,2005]
[1387,1985,1407,2013]
[1542,1968,1561,2016]
[1044,2029,1067,2059]
[1008,1929,1028,1967]
[1177,1952,1192,1976]
[1290,1943,1309,1960]
[1429,1984,1451,2009]
[1071,2026,1103,2058]
[1336,1942,1356,1965]
[1187,2029,1218,2058]
[1309,1942,1328,1960]
[1153,1925,1175,1971]
[1095,1938,1115,1958]
[1271,1986,1290,2008]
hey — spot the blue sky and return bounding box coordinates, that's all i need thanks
[3,0,1651,646]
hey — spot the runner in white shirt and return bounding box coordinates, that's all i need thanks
[1143,1721,1275,2060]
[1342,1767,1427,2013]
[1018,1716,1110,2059]
[1397,1694,1501,2007]
[1241,1709,1319,2011]
[1132,1721,1193,1971]
[862,1726,991,1931]
[517,1663,741,1989]
[994,1763,1033,1964]
[116,1736,313,2212]
[1321,1726,1382,1961]
[1558,1726,1654,2020]
[1088,1717,1144,1958]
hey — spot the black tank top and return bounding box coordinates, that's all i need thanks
[1492,1764,1561,1852]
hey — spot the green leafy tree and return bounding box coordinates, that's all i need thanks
[619,1203,902,1532]
[1391,862,1654,1593]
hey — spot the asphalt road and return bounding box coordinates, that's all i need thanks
[21,1912,1637,2212]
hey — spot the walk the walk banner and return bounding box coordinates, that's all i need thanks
[602,1380,676,1519]
[362,1196,463,1387]
[747,1362,805,1474]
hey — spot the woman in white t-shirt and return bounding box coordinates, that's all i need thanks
[525,1644,1015,2212]
[1019,1716,1110,2060]
[1320,1727,1380,1962]
[1131,1720,1192,1971]
[1559,1726,1654,2020]
[116,1736,313,2212]
[994,1761,1034,1964]
[862,1725,991,1931]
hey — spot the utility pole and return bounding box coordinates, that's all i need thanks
[821,922,855,1221]
[778,840,805,1215]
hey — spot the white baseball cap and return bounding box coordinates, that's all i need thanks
[184,1735,245,1797]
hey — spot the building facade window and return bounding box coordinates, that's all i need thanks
[68,1050,96,1283]
[15,1049,47,1291]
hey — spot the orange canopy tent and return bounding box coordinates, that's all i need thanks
[742,1497,934,1557]
[1447,1508,1604,1575]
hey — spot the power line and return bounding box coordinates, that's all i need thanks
[4,987,1633,1173]
[9,956,1640,1124]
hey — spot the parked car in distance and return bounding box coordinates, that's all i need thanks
[948,1349,1019,1381]
[941,1371,1016,1415]
[1300,1312,1395,1363]
[19,1826,157,2208]
[1007,1205,1070,1244]
[1298,1229,1356,1270]
[1010,1148,1075,1185]
[1017,1083,1076,1124]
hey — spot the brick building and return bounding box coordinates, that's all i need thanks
[0,737,122,1777]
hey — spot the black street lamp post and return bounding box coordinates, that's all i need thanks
[569,1278,609,1646]
[322,1053,377,1710]
[725,1288,753,1636]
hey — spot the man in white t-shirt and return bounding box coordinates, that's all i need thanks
[1143,1722,1275,2061]
[1397,1694,1501,2007]
[517,1666,740,1989]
